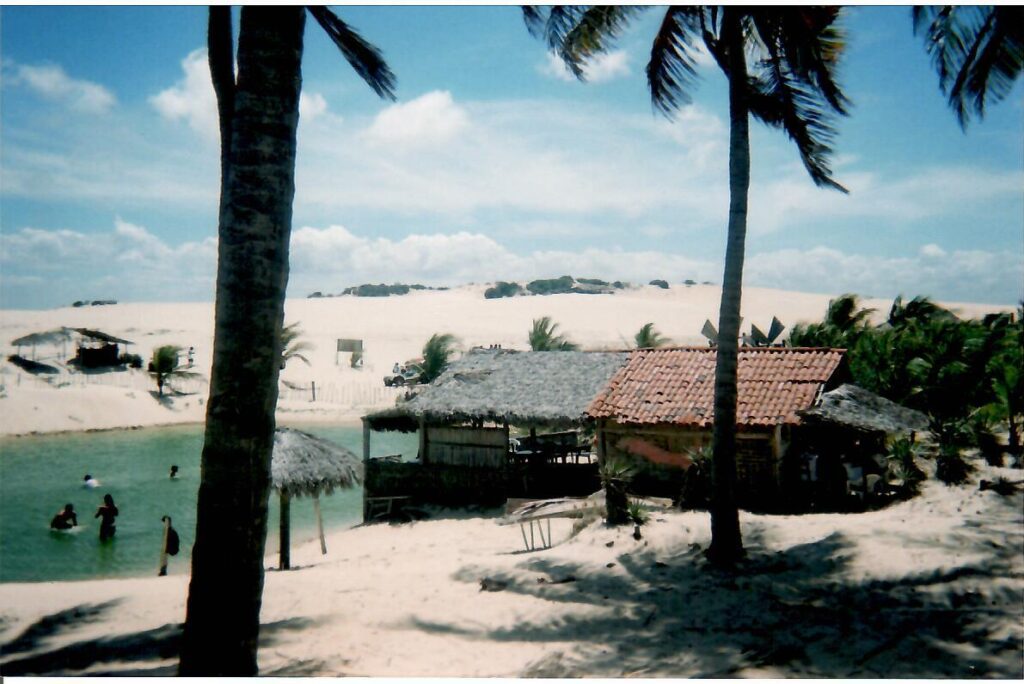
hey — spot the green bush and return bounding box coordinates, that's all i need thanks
[649,279,669,289]
[936,446,973,485]
[526,275,576,295]
[484,281,523,299]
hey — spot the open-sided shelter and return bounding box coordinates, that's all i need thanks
[362,348,628,517]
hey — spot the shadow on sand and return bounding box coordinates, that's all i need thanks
[417,497,1024,678]
[0,605,315,676]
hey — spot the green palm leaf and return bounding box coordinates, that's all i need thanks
[307,7,396,101]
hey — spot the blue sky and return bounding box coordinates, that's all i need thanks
[1,5,1022,310]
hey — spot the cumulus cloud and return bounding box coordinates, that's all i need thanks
[150,48,331,140]
[149,49,218,140]
[541,50,631,83]
[5,62,116,114]
[919,243,947,258]
[364,91,469,147]
[0,220,217,307]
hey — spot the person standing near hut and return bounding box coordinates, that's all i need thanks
[95,493,119,541]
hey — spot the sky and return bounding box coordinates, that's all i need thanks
[1,5,1022,310]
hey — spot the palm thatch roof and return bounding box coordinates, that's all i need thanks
[365,348,629,432]
[801,384,929,434]
[71,328,134,345]
[11,328,73,347]
[271,428,362,497]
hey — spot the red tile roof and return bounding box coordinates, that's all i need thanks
[587,347,846,427]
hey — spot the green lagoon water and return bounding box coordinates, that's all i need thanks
[0,424,416,583]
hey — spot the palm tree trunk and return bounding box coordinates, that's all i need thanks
[179,7,305,676]
[707,8,747,567]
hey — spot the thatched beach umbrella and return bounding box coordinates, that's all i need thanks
[11,328,73,360]
[271,427,363,570]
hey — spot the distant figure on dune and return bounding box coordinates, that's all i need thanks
[169,464,179,479]
[50,503,78,530]
[83,474,100,488]
[95,494,119,541]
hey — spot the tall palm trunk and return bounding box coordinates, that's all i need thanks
[179,7,305,675]
[707,9,747,566]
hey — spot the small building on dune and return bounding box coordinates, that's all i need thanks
[586,347,851,510]
[362,348,627,518]
[71,328,134,368]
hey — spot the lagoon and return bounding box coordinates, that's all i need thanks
[0,424,416,583]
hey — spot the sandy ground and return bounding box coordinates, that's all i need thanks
[0,283,1012,437]
[1,285,1021,677]
[0,463,1021,677]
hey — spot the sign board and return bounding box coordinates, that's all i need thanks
[336,339,363,353]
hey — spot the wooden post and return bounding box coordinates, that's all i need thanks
[158,516,170,576]
[362,418,371,522]
[313,495,327,555]
[279,490,291,570]
[419,416,428,465]
[311,380,316,402]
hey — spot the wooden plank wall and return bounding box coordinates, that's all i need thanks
[426,425,508,468]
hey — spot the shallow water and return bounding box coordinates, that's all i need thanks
[0,424,416,583]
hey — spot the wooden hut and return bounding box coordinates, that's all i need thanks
[586,347,849,510]
[362,348,628,518]
[271,427,362,570]
[71,328,134,368]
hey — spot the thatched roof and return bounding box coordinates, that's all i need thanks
[271,428,362,497]
[71,328,134,345]
[365,348,629,432]
[11,328,73,347]
[801,384,929,434]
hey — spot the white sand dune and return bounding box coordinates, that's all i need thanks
[0,465,1020,677]
[0,284,1011,437]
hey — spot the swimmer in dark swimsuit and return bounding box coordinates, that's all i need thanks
[50,503,78,530]
[95,494,119,541]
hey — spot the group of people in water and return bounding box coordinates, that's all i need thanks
[49,465,179,540]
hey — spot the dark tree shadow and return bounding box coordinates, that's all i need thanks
[0,611,314,676]
[415,521,1024,678]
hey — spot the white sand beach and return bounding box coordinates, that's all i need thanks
[0,284,1012,437]
[0,284,1021,677]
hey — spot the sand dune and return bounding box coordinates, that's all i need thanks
[0,284,1011,437]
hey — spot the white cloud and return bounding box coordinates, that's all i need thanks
[364,91,469,148]
[6,62,116,114]
[919,243,947,258]
[149,49,218,140]
[541,50,631,84]
[150,48,331,139]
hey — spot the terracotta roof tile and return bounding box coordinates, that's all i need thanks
[588,347,845,427]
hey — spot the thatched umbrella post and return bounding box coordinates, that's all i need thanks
[271,428,362,572]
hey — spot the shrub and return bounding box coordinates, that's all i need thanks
[526,275,575,295]
[936,446,974,485]
[649,279,669,289]
[484,281,523,299]
[600,457,635,526]
[119,353,143,369]
[577,277,609,286]
[684,279,696,286]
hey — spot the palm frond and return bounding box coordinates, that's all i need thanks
[747,9,850,192]
[307,6,396,101]
[914,6,1024,128]
[522,6,548,39]
[647,7,706,115]
[560,6,647,80]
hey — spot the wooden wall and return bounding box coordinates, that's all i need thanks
[424,425,508,468]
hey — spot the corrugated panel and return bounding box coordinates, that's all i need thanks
[588,347,844,427]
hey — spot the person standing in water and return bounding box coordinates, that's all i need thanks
[83,474,100,488]
[50,503,78,530]
[169,465,179,479]
[95,494,119,541]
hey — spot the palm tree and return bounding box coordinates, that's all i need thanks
[179,7,394,676]
[529,316,579,351]
[280,321,313,368]
[789,294,874,348]
[527,7,850,565]
[420,333,459,383]
[634,322,669,349]
[149,345,196,396]
[913,7,1023,128]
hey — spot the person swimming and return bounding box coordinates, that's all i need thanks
[169,465,179,479]
[50,503,78,530]
[83,474,100,488]
[95,494,118,540]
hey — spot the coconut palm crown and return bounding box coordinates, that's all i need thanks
[529,316,579,351]
[526,6,850,566]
